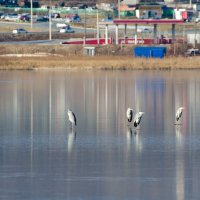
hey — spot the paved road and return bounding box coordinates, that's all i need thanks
[0,39,67,45]
[0,20,199,44]
[0,20,97,44]
[0,21,96,33]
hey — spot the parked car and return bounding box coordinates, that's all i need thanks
[36,16,49,22]
[65,17,72,23]
[63,6,71,11]
[71,14,81,22]
[137,27,153,33]
[12,28,28,34]
[0,13,8,19]
[141,28,152,33]
[56,23,68,28]
[51,13,60,18]
[65,14,81,23]
[102,16,113,22]
[185,48,200,57]
[19,14,30,21]
[59,25,74,33]
[195,18,200,23]
[5,13,19,21]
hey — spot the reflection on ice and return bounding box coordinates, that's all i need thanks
[126,126,133,151]
[1,71,200,200]
[175,125,182,140]
[134,129,143,152]
[67,130,76,153]
[126,126,143,152]
[175,125,185,200]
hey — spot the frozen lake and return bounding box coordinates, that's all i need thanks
[0,70,200,200]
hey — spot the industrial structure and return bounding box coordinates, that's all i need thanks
[98,19,184,45]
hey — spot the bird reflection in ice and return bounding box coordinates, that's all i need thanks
[134,129,143,152]
[176,125,182,137]
[126,126,143,152]
[126,126,133,151]
[67,129,76,153]
[175,124,185,200]
[175,125,183,148]
[126,126,133,140]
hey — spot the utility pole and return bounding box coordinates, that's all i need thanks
[30,0,33,29]
[49,0,52,41]
[97,9,99,45]
[194,21,197,48]
[118,0,120,19]
[190,0,192,8]
[84,7,86,46]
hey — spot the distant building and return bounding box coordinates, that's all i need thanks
[136,4,163,19]
[139,0,165,3]
[119,3,136,16]
[18,0,39,8]
[187,33,200,45]
[121,0,139,4]
[174,8,194,21]
[96,3,114,11]
[121,0,165,4]
[120,1,176,19]
[165,0,200,3]
[120,0,165,17]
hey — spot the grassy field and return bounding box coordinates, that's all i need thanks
[0,44,199,70]
[0,55,200,70]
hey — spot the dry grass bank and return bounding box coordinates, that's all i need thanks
[0,55,200,70]
[0,44,200,70]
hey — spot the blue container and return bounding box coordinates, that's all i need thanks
[134,46,167,59]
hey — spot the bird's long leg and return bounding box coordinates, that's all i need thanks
[128,122,133,127]
[174,123,182,126]
[134,126,140,130]
[69,122,72,131]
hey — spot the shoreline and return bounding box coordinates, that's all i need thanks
[0,55,200,70]
[0,44,200,70]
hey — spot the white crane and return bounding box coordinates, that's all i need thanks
[68,109,76,129]
[126,108,133,123]
[176,107,184,122]
[133,112,144,127]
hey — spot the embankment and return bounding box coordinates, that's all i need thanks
[0,44,200,70]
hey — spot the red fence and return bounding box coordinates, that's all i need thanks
[62,37,173,45]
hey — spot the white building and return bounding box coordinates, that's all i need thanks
[174,8,186,20]
[121,0,139,4]
[136,5,163,19]
[187,33,200,44]
[96,3,113,11]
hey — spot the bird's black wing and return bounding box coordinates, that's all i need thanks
[72,112,76,126]
[129,110,133,122]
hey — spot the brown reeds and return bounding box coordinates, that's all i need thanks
[0,44,199,70]
[0,55,200,70]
